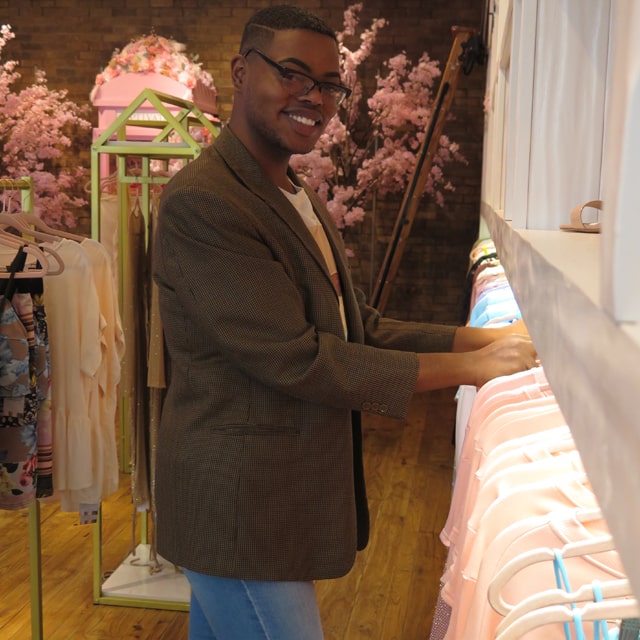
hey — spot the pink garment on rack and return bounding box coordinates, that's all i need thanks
[442,401,570,604]
[81,239,124,504]
[445,448,593,636]
[458,509,624,639]
[441,368,555,552]
[456,400,568,536]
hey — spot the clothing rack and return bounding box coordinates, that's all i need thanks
[90,88,219,611]
[0,176,35,214]
[0,176,43,640]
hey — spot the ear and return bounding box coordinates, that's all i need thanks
[230,54,247,91]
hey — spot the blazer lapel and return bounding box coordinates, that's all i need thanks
[215,128,342,294]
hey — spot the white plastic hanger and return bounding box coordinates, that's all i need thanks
[496,578,635,637]
[0,229,64,277]
[488,508,615,616]
[495,597,640,640]
[11,211,85,242]
[0,212,73,244]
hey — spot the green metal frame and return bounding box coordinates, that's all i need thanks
[28,501,43,639]
[90,89,219,610]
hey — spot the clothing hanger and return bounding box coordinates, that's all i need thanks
[489,533,619,616]
[0,240,48,279]
[0,212,64,243]
[495,597,640,640]
[495,578,635,637]
[0,228,64,277]
[0,178,64,276]
[0,183,15,215]
[0,177,34,216]
[488,518,618,616]
[10,211,86,242]
[86,170,118,197]
[0,212,53,240]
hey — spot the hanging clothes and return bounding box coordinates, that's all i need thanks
[80,238,125,514]
[99,176,168,557]
[429,241,631,640]
[41,237,122,519]
[0,247,48,509]
[32,283,53,498]
[121,188,151,511]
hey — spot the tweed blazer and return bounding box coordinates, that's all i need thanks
[152,127,456,581]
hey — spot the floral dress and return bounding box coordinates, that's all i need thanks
[0,247,48,509]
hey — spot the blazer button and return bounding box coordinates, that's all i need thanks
[379,404,388,414]
[362,401,372,411]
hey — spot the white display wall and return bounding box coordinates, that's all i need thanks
[601,2,640,322]
[480,0,640,601]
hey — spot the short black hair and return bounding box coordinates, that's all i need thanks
[239,4,337,54]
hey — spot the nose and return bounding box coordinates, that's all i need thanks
[299,82,323,105]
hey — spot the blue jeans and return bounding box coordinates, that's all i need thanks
[183,569,325,640]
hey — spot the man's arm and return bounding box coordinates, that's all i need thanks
[415,321,536,391]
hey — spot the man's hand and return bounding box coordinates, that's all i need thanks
[414,332,537,392]
[469,333,537,388]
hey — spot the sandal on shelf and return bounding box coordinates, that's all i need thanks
[559,200,603,233]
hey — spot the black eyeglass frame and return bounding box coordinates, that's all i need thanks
[244,47,352,106]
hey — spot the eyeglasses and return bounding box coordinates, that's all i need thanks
[244,48,352,107]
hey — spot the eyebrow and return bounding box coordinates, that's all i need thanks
[277,56,343,81]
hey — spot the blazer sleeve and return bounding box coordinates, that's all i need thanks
[355,288,458,353]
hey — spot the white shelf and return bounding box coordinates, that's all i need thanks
[483,207,640,601]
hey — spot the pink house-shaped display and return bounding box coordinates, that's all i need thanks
[91,72,218,143]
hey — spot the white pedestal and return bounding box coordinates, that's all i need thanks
[102,544,190,604]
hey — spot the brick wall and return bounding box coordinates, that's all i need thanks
[2,0,485,324]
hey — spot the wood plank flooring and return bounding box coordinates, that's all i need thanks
[0,389,455,640]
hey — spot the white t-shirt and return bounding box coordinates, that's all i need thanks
[282,185,348,338]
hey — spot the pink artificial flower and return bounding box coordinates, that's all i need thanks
[285,5,466,244]
[0,25,91,227]
[90,32,216,100]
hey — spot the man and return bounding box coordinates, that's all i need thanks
[153,5,536,639]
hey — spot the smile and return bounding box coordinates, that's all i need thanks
[288,113,318,127]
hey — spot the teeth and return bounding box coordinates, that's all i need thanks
[289,113,316,126]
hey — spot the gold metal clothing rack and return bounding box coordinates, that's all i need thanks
[0,176,35,214]
[91,89,219,612]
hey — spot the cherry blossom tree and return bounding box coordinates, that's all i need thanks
[0,24,91,228]
[291,3,466,234]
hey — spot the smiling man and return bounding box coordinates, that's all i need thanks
[233,40,349,165]
[152,5,536,640]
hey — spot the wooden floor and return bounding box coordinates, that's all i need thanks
[0,389,455,640]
